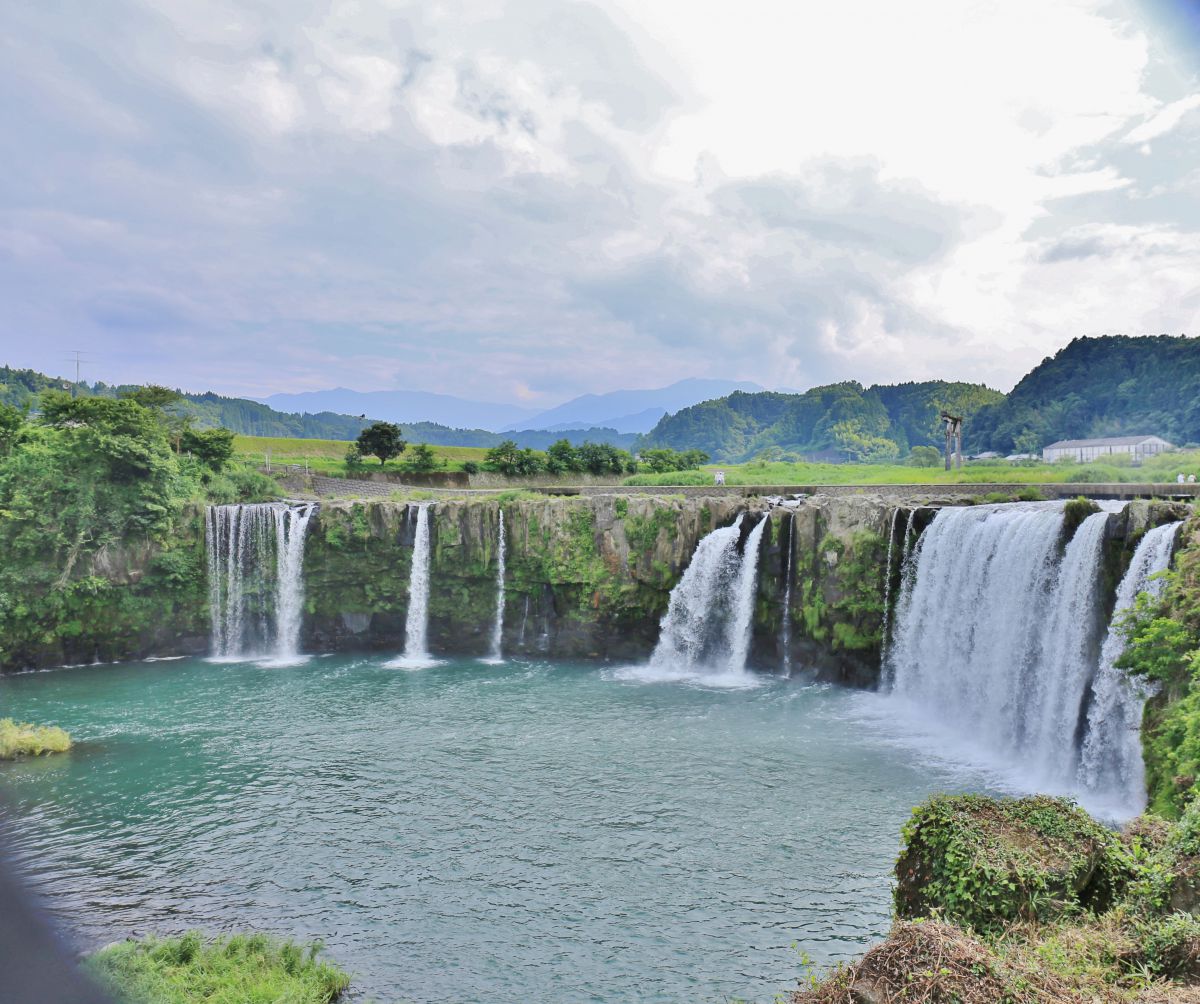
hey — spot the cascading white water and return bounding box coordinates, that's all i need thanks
[267,503,316,666]
[1078,521,1182,811]
[779,512,794,678]
[387,503,438,670]
[641,513,768,683]
[205,502,315,664]
[1020,511,1110,776]
[483,508,507,663]
[886,501,1181,816]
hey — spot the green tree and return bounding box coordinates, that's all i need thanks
[0,402,26,456]
[485,439,523,475]
[180,428,235,470]
[405,443,437,472]
[355,422,406,465]
[545,439,581,474]
[907,445,942,467]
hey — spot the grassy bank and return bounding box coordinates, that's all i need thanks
[85,932,350,1004]
[0,718,71,759]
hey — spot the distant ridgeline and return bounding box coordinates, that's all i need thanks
[0,366,636,449]
[636,381,1003,463]
[970,334,1200,453]
[6,333,1198,458]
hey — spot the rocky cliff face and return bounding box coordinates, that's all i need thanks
[9,491,1187,681]
[299,492,899,682]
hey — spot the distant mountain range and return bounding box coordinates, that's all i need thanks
[260,378,762,435]
[8,335,1198,459]
[504,378,763,433]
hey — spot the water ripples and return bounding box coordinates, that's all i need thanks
[0,656,998,1003]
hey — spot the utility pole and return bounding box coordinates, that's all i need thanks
[940,411,964,470]
[65,351,89,397]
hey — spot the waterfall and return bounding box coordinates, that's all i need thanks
[483,508,507,664]
[637,513,769,684]
[387,503,438,670]
[1077,521,1182,811]
[205,502,315,664]
[780,512,794,678]
[886,501,1181,816]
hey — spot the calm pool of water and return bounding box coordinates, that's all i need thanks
[0,656,998,1003]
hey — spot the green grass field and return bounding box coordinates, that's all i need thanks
[233,435,489,476]
[627,450,1200,487]
[233,434,1200,486]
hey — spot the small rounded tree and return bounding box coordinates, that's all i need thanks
[355,422,406,465]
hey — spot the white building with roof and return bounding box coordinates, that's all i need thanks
[1042,435,1174,464]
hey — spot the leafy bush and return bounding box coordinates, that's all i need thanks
[894,794,1118,933]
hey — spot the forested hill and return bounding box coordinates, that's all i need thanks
[636,380,1003,462]
[0,366,636,449]
[969,335,1200,453]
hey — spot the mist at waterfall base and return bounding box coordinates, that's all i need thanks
[867,502,1181,821]
[0,656,1006,1004]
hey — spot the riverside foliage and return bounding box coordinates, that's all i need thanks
[85,932,350,1004]
[0,390,277,669]
[0,718,71,759]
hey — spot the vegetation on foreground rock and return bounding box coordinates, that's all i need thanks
[85,932,350,1004]
[793,795,1200,1003]
[0,718,71,759]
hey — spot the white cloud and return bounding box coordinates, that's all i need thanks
[1123,93,1200,145]
[1,0,1198,400]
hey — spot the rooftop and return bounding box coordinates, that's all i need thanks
[1044,435,1169,449]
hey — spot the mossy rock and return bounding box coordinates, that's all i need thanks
[1062,495,1101,539]
[894,794,1119,933]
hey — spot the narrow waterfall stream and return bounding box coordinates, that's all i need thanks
[1078,521,1182,811]
[885,501,1179,817]
[204,502,315,664]
[483,508,507,664]
[624,513,768,685]
[387,503,438,670]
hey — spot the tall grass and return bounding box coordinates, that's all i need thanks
[0,719,71,759]
[85,932,351,1004]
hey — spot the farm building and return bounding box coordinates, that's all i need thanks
[1042,435,1174,463]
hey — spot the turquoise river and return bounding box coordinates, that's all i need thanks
[0,656,1003,1003]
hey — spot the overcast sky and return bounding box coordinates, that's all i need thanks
[2,0,1199,406]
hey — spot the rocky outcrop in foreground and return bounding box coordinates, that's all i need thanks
[793,794,1200,1003]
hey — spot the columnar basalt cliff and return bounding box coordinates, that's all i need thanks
[1,491,1191,683]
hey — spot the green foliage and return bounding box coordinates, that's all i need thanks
[1062,496,1101,538]
[0,401,26,455]
[894,794,1118,934]
[623,507,677,556]
[907,444,942,467]
[485,439,544,476]
[638,447,709,473]
[613,497,628,519]
[85,932,350,1004]
[404,442,438,472]
[0,718,72,758]
[180,427,235,470]
[355,421,406,465]
[971,334,1200,452]
[637,380,1003,462]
